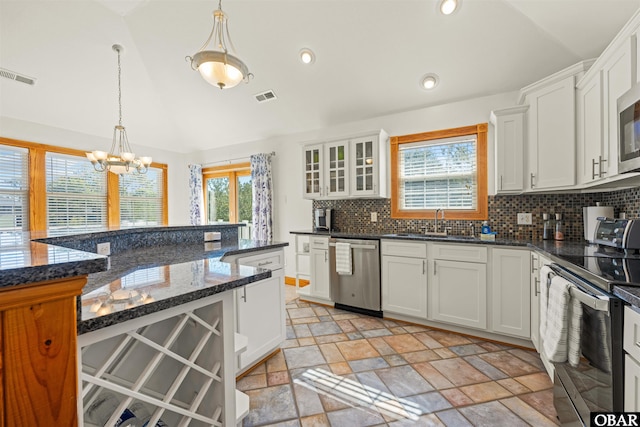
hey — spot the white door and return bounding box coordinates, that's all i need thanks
[530,252,541,351]
[351,136,378,197]
[492,107,526,193]
[527,75,576,189]
[325,141,349,198]
[577,72,605,184]
[382,255,427,318]
[236,272,285,371]
[430,260,486,329]
[625,354,640,411]
[491,248,531,338]
[310,248,330,299]
[303,144,323,199]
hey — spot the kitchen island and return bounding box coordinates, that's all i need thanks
[0,225,287,426]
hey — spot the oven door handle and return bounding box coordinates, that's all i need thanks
[569,285,610,312]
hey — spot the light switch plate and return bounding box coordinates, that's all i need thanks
[371,212,378,222]
[517,213,532,225]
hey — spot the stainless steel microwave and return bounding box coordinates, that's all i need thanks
[618,83,640,173]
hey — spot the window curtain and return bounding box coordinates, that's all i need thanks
[251,153,273,241]
[188,164,204,225]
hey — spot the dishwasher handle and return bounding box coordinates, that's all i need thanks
[329,242,377,250]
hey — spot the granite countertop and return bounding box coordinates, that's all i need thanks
[79,239,288,334]
[0,232,109,288]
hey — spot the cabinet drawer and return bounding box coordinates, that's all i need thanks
[310,236,329,250]
[236,250,284,271]
[430,243,487,263]
[381,240,427,258]
[625,306,640,362]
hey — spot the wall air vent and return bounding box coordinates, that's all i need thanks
[0,68,36,85]
[255,90,277,103]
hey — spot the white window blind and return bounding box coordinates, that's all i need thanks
[0,146,29,231]
[46,152,107,232]
[120,167,164,226]
[398,135,477,210]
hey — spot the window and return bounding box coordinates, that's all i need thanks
[0,137,168,231]
[0,145,29,231]
[120,166,165,226]
[391,124,488,220]
[203,163,252,238]
[46,152,107,232]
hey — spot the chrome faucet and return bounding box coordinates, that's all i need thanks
[434,209,445,233]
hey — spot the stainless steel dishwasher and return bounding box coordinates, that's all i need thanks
[329,237,382,317]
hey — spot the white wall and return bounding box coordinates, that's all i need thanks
[0,116,191,225]
[190,90,520,278]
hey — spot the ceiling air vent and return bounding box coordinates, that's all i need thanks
[0,68,36,85]
[255,90,277,103]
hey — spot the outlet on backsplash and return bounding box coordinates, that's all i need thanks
[517,213,532,225]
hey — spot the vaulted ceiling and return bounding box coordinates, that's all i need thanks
[2,0,640,153]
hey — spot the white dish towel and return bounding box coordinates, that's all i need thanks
[335,242,352,275]
[543,275,576,364]
[539,265,554,340]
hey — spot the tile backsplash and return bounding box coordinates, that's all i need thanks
[312,187,640,241]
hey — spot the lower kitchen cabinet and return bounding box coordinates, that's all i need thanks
[309,236,330,300]
[626,354,640,411]
[491,248,531,338]
[430,259,487,330]
[223,248,286,374]
[530,252,541,351]
[236,270,285,373]
[381,255,427,318]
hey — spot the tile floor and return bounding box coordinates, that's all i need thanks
[237,287,559,426]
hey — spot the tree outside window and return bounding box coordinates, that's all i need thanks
[203,163,252,228]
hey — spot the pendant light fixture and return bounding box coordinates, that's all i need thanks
[86,44,152,174]
[186,0,252,89]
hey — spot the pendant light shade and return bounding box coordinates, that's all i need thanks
[187,2,252,89]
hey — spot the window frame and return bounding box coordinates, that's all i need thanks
[202,162,251,224]
[390,123,488,220]
[0,136,168,231]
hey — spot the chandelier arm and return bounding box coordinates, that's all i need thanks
[196,19,218,53]
[223,16,238,54]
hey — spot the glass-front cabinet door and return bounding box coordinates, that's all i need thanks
[324,141,349,198]
[303,144,323,198]
[351,136,377,196]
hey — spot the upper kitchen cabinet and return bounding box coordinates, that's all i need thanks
[302,130,389,200]
[490,106,528,194]
[519,61,594,191]
[576,71,605,184]
[303,144,323,198]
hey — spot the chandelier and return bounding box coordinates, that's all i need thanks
[186,0,252,89]
[86,44,152,175]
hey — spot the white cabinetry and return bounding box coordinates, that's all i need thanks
[430,244,487,330]
[523,74,577,190]
[381,240,428,318]
[491,248,530,338]
[309,236,331,300]
[223,249,286,374]
[625,305,640,411]
[324,140,350,198]
[294,234,311,297]
[350,132,388,197]
[303,144,323,199]
[530,252,541,351]
[490,106,528,194]
[577,71,606,184]
[302,130,388,199]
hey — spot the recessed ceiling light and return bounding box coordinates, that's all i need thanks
[299,48,315,64]
[421,74,439,90]
[440,0,460,15]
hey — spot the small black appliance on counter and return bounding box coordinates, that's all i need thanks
[314,208,332,232]
[593,217,640,254]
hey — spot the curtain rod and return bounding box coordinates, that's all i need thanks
[198,151,276,167]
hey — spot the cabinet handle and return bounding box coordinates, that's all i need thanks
[422,260,426,275]
[241,286,247,302]
[500,175,503,191]
[258,260,273,266]
[325,251,327,262]
[433,261,437,275]
[534,277,540,296]
[591,158,599,180]
[599,155,607,177]
[530,173,535,188]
